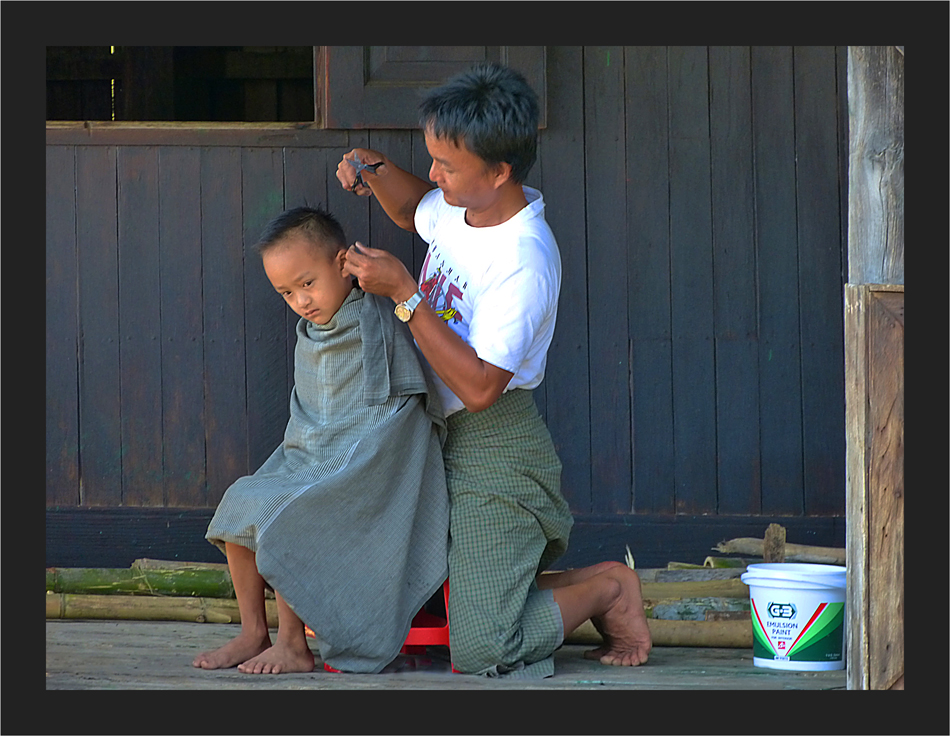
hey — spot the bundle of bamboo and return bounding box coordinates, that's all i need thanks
[46,558,758,648]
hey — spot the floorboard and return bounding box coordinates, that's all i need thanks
[45,620,846,691]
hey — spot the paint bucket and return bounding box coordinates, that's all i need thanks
[740,563,846,671]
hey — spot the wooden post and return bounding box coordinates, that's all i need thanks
[846,46,904,285]
[845,46,904,691]
[762,523,786,563]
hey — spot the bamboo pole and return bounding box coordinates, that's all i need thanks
[131,558,229,572]
[635,568,746,584]
[46,592,279,627]
[566,618,752,648]
[647,597,749,622]
[46,565,277,599]
[640,578,748,601]
[46,567,237,598]
[703,556,754,568]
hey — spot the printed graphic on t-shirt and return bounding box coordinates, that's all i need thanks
[420,248,465,325]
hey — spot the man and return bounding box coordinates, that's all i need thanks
[337,62,651,677]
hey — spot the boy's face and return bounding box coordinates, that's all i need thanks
[425,127,508,212]
[263,234,353,325]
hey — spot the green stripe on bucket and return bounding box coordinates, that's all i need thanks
[788,603,844,662]
[784,602,828,655]
[786,602,844,657]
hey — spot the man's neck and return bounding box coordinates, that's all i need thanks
[464,182,529,228]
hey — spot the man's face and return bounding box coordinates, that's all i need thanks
[424,128,505,212]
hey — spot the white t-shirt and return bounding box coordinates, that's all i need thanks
[413,186,562,416]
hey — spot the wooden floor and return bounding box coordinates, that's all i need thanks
[45,620,846,691]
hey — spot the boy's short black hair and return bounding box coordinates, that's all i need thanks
[419,62,539,184]
[255,206,347,258]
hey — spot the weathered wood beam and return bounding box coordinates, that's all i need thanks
[847,46,904,285]
[712,537,845,565]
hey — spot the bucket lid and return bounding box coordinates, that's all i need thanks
[746,563,845,575]
[741,563,845,590]
[740,574,844,591]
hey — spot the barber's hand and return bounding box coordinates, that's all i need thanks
[342,242,418,303]
[336,149,386,196]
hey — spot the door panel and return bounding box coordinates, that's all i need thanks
[317,46,546,129]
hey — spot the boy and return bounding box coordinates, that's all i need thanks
[193,206,448,674]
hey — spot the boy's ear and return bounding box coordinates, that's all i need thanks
[335,248,347,272]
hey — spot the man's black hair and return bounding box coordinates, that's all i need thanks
[419,62,539,184]
[254,205,347,258]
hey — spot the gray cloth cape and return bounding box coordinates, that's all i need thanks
[206,288,449,673]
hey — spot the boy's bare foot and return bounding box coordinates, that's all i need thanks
[237,638,315,675]
[192,630,272,670]
[583,567,652,666]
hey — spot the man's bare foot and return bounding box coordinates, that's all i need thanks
[583,567,652,666]
[237,638,315,675]
[193,630,272,670]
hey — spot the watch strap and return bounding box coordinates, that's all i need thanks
[404,290,424,311]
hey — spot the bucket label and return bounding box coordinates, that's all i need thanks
[751,599,844,663]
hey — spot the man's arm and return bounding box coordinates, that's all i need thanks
[402,298,514,413]
[335,149,434,233]
[342,243,513,413]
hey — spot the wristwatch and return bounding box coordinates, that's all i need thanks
[394,290,424,323]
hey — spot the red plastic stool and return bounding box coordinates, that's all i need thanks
[309,579,453,673]
[400,579,450,655]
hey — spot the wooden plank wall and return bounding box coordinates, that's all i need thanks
[46,47,849,552]
[47,142,349,508]
[540,46,848,518]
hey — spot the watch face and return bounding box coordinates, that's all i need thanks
[394,304,411,322]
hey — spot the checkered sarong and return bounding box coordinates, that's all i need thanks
[443,389,573,678]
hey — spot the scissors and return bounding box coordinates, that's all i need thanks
[348,153,384,191]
